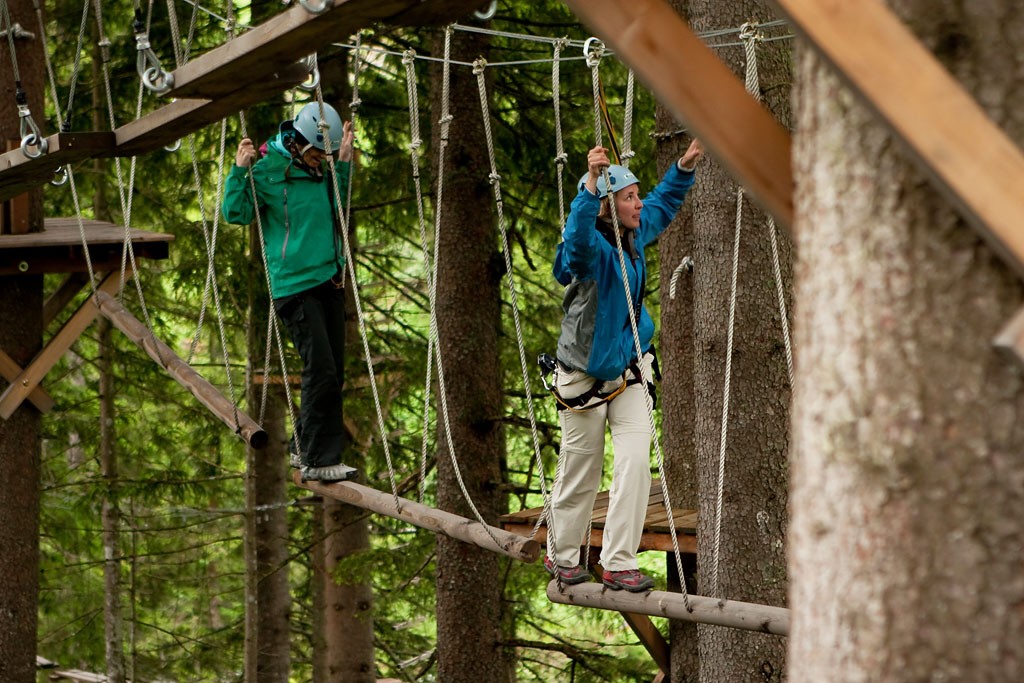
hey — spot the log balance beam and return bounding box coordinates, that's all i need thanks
[292,472,541,564]
[547,581,790,636]
[95,291,267,449]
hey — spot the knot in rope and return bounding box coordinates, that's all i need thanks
[408,138,422,152]
[621,150,636,162]
[739,21,762,43]
[402,49,416,66]
[472,58,487,75]
[488,171,501,185]
[349,96,362,113]
[438,113,453,126]
[554,152,568,166]
[583,36,605,67]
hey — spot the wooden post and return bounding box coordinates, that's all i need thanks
[94,291,268,449]
[547,581,790,636]
[293,472,542,563]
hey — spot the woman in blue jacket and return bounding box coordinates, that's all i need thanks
[545,140,703,591]
[222,102,357,483]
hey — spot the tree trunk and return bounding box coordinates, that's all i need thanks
[688,1,792,680]
[99,319,126,683]
[656,6,700,681]
[0,0,44,678]
[788,2,1024,680]
[429,27,512,683]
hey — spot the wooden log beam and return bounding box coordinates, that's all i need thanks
[43,272,90,327]
[0,133,115,203]
[110,63,309,158]
[169,0,488,100]
[547,581,790,636]
[0,272,123,419]
[770,0,1024,280]
[95,291,267,449]
[562,0,794,229]
[0,349,54,413]
[293,472,541,563]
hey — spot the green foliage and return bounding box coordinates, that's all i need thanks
[32,1,673,680]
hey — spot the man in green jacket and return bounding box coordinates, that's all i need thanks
[222,102,357,483]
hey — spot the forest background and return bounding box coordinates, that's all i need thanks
[13,0,797,680]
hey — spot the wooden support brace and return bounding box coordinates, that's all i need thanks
[293,472,542,563]
[0,133,116,203]
[770,0,1024,279]
[43,272,90,327]
[563,0,794,229]
[94,291,267,449]
[547,581,790,636]
[0,349,54,413]
[0,272,123,419]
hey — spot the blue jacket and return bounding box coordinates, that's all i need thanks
[554,164,695,381]
[222,133,350,299]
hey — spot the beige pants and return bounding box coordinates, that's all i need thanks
[547,354,654,571]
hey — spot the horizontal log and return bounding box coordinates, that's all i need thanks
[293,472,541,563]
[547,581,789,636]
[95,291,267,449]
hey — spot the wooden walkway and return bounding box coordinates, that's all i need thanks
[499,480,697,554]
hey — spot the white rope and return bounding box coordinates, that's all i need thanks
[669,256,694,300]
[620,68,635,166]
[586,41,693,611]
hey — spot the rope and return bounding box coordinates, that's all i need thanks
[471,57,552,552]
[585,40,693,611]
[668,256,694,300]
[620,68,635,166]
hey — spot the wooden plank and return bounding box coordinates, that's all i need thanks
[0,272,122,419]
[771,0,1024,279]
[563,0,794,229]
[0,349,54,413]
[548,581,790,636]
[0,133,116,203]
[95,291,268,449]
[169,0,487,100]
[293,471,542,563]
[109,63,308,158]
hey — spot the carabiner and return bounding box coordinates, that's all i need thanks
[474,1,496,20]
[51,166,69,187]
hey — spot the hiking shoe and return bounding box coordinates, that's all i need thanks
[301,463,359,483]
[289,451,302,469]
[544,556,590,585]
[602,569,655,593]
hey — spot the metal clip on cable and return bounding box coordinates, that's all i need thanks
[18,102,48,158]
[134,23,174,94]
[474,1,496,20]
[51,166,69,187]
[297,0,332,14]
[297,54,320,92]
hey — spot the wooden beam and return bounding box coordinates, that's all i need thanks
[562,0,794,228]
[0,272,123,419]
[95,291,267,449]
[0,349,54,413]
[770,0,1024,279]
[586,564,671,674]
[109,63,309,158]
[169,0,487,100]
[547,581,790,636]
[43,273,90,327]
[0,133,115,203]
[293,471,542,563]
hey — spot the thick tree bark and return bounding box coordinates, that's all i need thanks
[656,6,700,679]
[429,27,512,683]
[0,0,44,678]
[686,1,792,680]
[789,2,1024,680]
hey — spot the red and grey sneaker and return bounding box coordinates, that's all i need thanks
[602,569,654,593]
[544,556,591,585]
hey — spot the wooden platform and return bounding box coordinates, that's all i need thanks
[499,480,697,554]
[0,218,173,275]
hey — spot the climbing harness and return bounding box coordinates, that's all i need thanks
[537,351,660,413]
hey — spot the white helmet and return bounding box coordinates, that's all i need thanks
[287,102,343,152]
[577,164,639,198]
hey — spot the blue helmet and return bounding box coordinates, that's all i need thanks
[577,164,639,199]
[283,102,343,152]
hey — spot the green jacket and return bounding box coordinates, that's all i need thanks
[221,134,351,299]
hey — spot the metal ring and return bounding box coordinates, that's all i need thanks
[583,37,604,61]
[51,166,69,186]
[164,139,181,152]
[18,261,29,273]
[142,66,174,94]
[297,66,320,92]
[20,133,48,158]
[297,0,332,13]
[474,0,496,20]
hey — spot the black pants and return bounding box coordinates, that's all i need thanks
[274,280,346,468]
